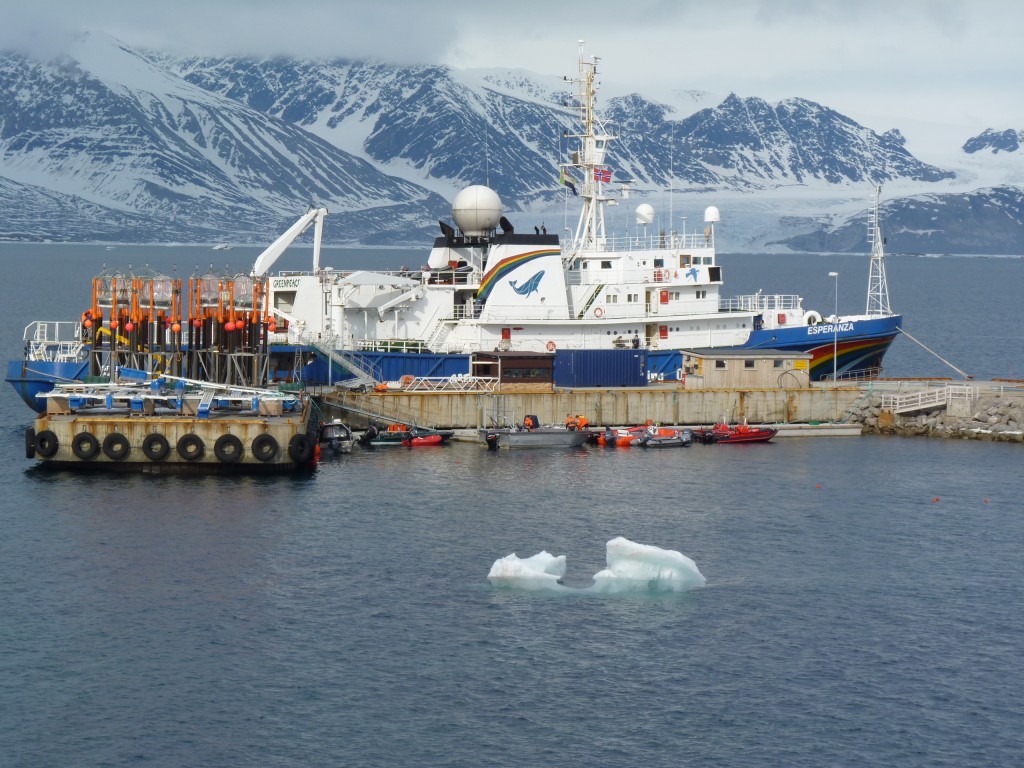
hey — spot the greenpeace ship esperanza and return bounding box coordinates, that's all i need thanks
[258,49,901,383]
[6,48,902,411]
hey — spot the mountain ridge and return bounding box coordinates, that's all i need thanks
[1,35,1022,253]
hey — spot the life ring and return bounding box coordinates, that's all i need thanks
[288,433,313,463]
[102,433,131,461]
[593,307,604,318]
[546,340,556,352]
[177,433,205,461]
[251,433,279,462]
[214,434,244,463]
[804,310,823,326]
[72,432,101,460]
[26,427,36,459]
[142,433,171,461]
[35,429,60,458]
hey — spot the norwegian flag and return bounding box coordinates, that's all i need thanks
[594,168,612,183]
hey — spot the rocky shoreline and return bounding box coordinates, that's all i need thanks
[849,391,1024,442]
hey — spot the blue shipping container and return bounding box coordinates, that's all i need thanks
[645,350,684,381]
[553,349,648,388]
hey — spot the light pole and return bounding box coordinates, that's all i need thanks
[828,272,839,383]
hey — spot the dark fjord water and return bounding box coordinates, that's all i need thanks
[1,244,1022,767]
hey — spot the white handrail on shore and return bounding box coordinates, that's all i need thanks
[881,384,979,414]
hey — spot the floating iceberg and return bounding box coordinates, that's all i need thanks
[487,537,705,595]
[487,550,568,591]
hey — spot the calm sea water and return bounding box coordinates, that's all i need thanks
[1,244,1022,767]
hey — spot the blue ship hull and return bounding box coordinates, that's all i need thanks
[741,314,902,380]
[5,358,90,413]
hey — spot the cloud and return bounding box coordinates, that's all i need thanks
[2,0,1022,137]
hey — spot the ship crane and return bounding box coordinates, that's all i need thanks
[251,207,328,277]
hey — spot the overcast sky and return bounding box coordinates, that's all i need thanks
[4,0,1022,151]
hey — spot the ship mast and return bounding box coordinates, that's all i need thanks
[563,41,615,259]
[865,185,892,316]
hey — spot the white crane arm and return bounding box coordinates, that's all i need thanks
[251,207,328,276]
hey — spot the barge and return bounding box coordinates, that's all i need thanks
[26,374,315,474]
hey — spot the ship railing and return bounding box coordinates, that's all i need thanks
[354,338,429,354]
[452,303,483,320]
[822,366,884,383]
[572,231,714,253]
[720,294,802,312]
[24,321,86,362]
[479,304,583,322]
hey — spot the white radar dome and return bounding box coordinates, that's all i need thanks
[704,206,720,223]
[451,185,502,237]
[635,203,655,225]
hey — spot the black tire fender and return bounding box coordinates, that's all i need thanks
[176,433,205,461]
[72,432,101,460]
[214,434,244,463]
[102,432,131,461]
[142,433,171,461]
[35,429,59,458]
[26,427,36,459]
[251,433,279,463]
[287,433,312,463]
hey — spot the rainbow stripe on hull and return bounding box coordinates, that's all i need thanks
[742,314,902,381]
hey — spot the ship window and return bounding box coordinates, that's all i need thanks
[606,294,618,304]
[744,360,756,369]
[696,290,706,299]
[709,266,722,281]
[601,261,612,269]
[715,360,726,369]
[274,292,296,314]
[774,359,785,368]
[654,258,664,268]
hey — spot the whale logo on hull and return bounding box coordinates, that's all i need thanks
[509,270,545,297]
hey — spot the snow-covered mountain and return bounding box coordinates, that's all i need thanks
[1,34,1022,253]
[0,34,450,244]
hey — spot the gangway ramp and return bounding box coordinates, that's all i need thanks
[881,384,978,415]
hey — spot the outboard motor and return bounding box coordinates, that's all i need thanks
[485,433,500,451]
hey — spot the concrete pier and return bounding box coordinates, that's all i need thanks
[319,379,1024,442]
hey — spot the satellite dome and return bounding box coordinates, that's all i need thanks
[704,206,721,223]
[635,203,655,225]
[451,185,502,237]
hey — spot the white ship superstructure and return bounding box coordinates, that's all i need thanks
[254,45,899,382]
[260,49,820,357]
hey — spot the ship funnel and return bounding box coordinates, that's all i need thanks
[451,185,502,237]
[635,204,655,225]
